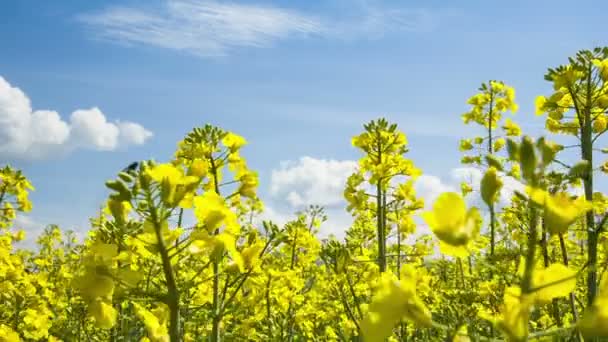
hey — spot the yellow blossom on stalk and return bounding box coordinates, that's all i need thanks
[133,302,169,342]
[13,229,25,242]
[222,132,247,152]
[459,139,473,151]
[145,163,199,206]
[190,158,209,178]
[21,307,53,340]
[422,192,481,252]
[502,118,522,136]
[593,114,607,133]
[146,164,183,183]
[460,182,473,196]
[527,187,592,235]
[531,263,576,305]
[189,231,244,272]
[361,272,432,342]
[240,241,264,270]
[535,96,547,115]
[88,299,118,329]
[481,167,503,207]
[0,324,20,342]
[394,181,416,202]
[493,138,506,151]
[452,326,471,342]
[106,198,131,223]
[193,191,236,232]
[438,241,470,258]
[592,58,608,80]
[237,170,258,198]
[497,286,533,342]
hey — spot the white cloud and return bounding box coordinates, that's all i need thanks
[118,121,154,145]
[78,0,443,57]
[263,156,358,239]
[270,156,357,208]
[0,75,153,160]
[414,174,457,209]
[70,108,120,150]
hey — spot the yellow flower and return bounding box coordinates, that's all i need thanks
[146,163,199,206]
[146,164,182,183]
[190,159,209,178]
[497,286,533,342]
[77,273,115,300]
[459,139,473,151]
[0,324,21,342]
[13,230,25,242]
[193,192,235,232]
[222,132,247,152]
[527,187,592,235]
[107,198,131,223]
[481,167,503,207]
[592,58,608,81]
[133,302,169,342]
[438,241,469,258]
[493,138,506,151]
[535,96,547,115]
[531,263,576,304]
[88,299,118,329]
[460,182,473,197]
[422,192,481,249]
[452,326,471,342]
[241,242,264,269]
[237,170,258,198]
[593,115,607,133]
[189,232,244,272]
[502,118,522,136]
[361,273,432,342]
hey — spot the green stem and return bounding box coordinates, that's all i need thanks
[559,233,583,342]
[487,88,496,258]
[147,192,180,342]
[210,158,222,342]
[522,199,538,295]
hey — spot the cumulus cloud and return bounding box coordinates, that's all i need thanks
[270,156,357,208]
[263,157,357,238]
[0,75,152,160]
[414,174,457,208]
[78,0,445,57]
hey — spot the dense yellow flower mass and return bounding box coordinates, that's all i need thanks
[0,48,607,342]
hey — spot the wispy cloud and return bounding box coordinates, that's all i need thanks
[79,0,323,57]
[78,0,442,57]
[327,4,439,40]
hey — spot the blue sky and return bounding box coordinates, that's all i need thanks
[1,0,607,243]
